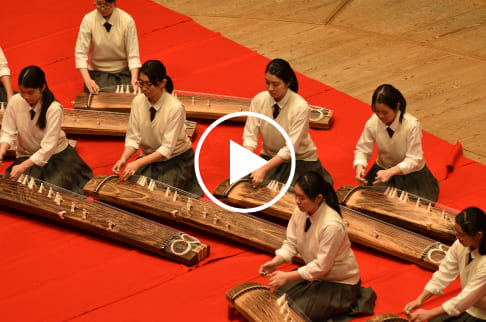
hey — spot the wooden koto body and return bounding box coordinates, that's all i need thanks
[226,282,305,322]
[336,185,456,244]
[73,91,333,130]
[0,107,197,140]
[214,179,448,271]
[83,175,288,255]
[0,175,208,266]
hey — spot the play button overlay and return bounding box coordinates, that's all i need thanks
[195,111,296,213]
[229,140,268,184]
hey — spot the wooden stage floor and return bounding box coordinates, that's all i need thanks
[156,0,486,165]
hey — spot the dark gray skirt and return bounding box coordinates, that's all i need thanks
[274,277,376,322]
[364,163,440,202]
[86,68,131,92]
[135,148,203,197]
[5,145,93,195]
[260,154,333,188]
[0,82,7,102]
[431,312,486,322]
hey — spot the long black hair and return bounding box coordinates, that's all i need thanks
[18,66,55,130]
[294,171,341,216]
[140,60,174,94]
[265,58,299,93]
[371,84,407,122]
[456,207,486,255]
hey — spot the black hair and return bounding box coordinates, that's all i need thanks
[18,65,56,130]
[265,58,299,93]
[456,207,486,255]
[371,84,407,122]
[140,60,174,93]
[295,171,341,216]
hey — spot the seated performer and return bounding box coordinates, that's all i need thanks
[259,171,376,321]
[242,58,333,187]
[0,66,93,194]
[112,60,203,197]
[353,84,439,202]
[75,0,141,93]
[404,207,486,322]
[0,45,14,102]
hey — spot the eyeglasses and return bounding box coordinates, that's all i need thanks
[136,81,154,89]
[94,2,113,9]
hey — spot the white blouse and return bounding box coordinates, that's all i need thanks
[425,240,486,319]
[276,203,360,284]
[354,112,425,174]
[0,94,68,166]
[243,90,318,161]
[75,7,141,73]
[0,46,10,77]
[125,91,192,159]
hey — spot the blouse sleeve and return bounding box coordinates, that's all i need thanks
[395,119,424,174]
[297,224,347,281]
[353,118,375,169]
[275,210,299,263]
[0,99,18,146]
[276,102,309,161]
[242,98,260,151]
[125,17,141,70]
[125,102,141,150]
[30,103,64,166]
[155,104,185,159]
[74,16,91,70]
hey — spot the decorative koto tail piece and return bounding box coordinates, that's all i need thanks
[5,139,78,158]
[336,185,457,244]
[226,282,306,322]
[213,179,449,271]
[366,313,408,322]
[73,89,333,130]
[83,175,290,256]
[0,174,209,266]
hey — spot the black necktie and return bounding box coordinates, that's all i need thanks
[467,252,473,265]
[30,109,36,120]
[149,106,156,122]
[273,103,280,119]
[104,22,112,32]
[386,127,394,138]
[304,217,311,232]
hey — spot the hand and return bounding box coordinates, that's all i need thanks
[268,270,288,288]
[120,160,140,180]
[84,78,100,94]
[403,299,421,317]
[9,164,27,181]
[250,167,266,187]
[112,159,126,175]
[131,80,139,93]
[259,260,279,277]
[409,309,432,322]
[355,165,368,185]
[373,169,393,185]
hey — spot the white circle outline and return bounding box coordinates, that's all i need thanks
[195,111,296,213]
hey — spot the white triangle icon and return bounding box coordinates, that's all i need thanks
[230,140,269,184]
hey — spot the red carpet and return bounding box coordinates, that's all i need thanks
[1,1,485,321]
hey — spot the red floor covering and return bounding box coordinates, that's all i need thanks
[1,1,485,321]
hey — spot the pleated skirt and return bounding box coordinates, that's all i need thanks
[364,163,440,202]
[260,154,334,188]
[135,148,204,197]
[5,145,93,195]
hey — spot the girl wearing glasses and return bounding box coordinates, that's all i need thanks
[0,45,14,102]
[242,58,333,188]
[0,66,93,194]
[404,207,486,322]
[75,0,141,94]
[259,171,376,321]
[113,60,203,197]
